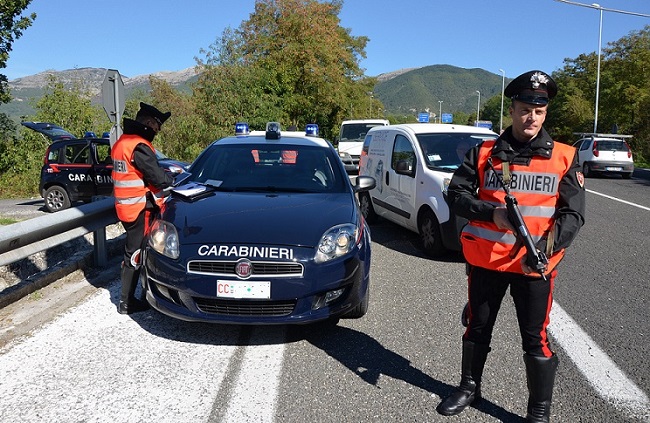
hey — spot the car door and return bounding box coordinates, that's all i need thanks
[91,140,114,196]
[63,141,96,200]
[380,133,417,227]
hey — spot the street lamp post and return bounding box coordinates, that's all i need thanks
[594,3,603,133]
[438,100,443,123]
[554,0,650,133]
[475,90,481,126]
[499,69,506,133]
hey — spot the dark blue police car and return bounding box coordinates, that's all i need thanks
[141,122,376,325]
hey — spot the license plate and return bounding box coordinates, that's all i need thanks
[606,167,622,171]
[217,280,271,299]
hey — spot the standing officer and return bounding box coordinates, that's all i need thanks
[437,71,586,422]
[111,102,176,314]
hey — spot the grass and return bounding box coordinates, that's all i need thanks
[0,217,19,225]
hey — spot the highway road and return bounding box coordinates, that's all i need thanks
[0,170,649,422]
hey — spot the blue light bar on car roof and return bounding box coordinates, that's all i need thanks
[305,124,319,136]
[235,122,249,136]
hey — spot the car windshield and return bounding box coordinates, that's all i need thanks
[416,133,495,170]
[187,144,346,193]
[596,140,628,151]
[340,124,384,142]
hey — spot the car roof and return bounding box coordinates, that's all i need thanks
[369,123,498,136]
[211,131,333,149]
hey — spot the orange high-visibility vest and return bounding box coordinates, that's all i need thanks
[111,134,163,222]
[460,140,575,274]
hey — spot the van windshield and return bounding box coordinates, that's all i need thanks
[340,123,385,142]
[416,133,495,170]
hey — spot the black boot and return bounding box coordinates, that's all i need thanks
[437,340,491,416]
[118,265,150,315]
[524,354,559,423]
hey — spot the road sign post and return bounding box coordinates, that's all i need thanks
[102,69,125,147]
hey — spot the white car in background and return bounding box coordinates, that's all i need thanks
[572,134,634,179]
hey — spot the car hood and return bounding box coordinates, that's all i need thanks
[21,121,77,142]
[161,191,357,247]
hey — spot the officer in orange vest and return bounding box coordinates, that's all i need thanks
[437,71,586,422]
[111,102,176,314]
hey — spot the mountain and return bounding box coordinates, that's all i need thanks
[0,64,505,121]
[373,64,507,116]
[0,67,199,120]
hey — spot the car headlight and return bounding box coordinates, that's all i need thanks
[148,219,180,259]
[315,223,359,263]
[339,151,352,160]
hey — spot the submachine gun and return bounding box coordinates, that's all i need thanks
[486,158,549,281]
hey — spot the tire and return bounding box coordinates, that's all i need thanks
[582,163,592,178]
[418,209,446,257]
[344,286,369,319]
[623,172,632,179]
[358,192,378,224]
[44,185,71,213]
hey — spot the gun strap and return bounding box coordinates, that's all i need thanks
[546,226,555,256]
[501,161,512,186]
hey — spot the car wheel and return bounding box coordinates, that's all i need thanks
[418,209,446,257]
[344,286,369,319]
[623,172,632,179]
[358,192,378,224]
[582,163,592,178]
[44,185,71,212]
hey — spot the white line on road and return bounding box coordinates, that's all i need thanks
[587,189,650,211]
[224,327,286,423]
[550,301,650,420]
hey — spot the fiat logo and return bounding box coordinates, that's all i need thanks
[235,259,253,278]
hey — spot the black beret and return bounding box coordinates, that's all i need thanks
[135,102,171,125]
[504,70,557,105]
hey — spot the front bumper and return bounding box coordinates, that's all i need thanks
[141,247,370,325]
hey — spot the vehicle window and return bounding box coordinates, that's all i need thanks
[96,143,112,165]
[189,144,345,193]
[392,134,416,172]
[47,146,61,163]
[340,124,385,142]
[580,140,591,151]
[417,133,494,169]
[595,140,626,151]
[65,143,90,164]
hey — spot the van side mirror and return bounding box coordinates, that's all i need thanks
[395,159,414,176]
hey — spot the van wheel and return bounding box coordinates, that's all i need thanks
[582,163,592,178]
[359,192,378,224]
[418,209,445,257]
[44,185,71,212]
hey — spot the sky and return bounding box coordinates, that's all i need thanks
[4,0,650,82]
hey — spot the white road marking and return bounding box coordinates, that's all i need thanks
[0,286,239,423]
[587,189,650,211]
[224,327,286,423]
[550,301,650,419]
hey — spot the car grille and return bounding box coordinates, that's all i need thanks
[187,260,304,277]
[194,298,296,316]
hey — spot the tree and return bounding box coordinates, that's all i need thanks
[193,0,378,140]
[1,0,35,106]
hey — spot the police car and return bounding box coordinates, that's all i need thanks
[22,122,188,212]
[141,122,376,325]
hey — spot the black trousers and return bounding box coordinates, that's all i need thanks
[464,266,557,357]
[121,208,152,270]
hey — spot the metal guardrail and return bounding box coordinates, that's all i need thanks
[0,197,118,267]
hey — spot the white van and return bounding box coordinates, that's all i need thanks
[338,119,389,173]
[358,123,497,257]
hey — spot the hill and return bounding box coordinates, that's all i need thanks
[374,64,507,116]
[0,67,199,120]
[0,65,505,121]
